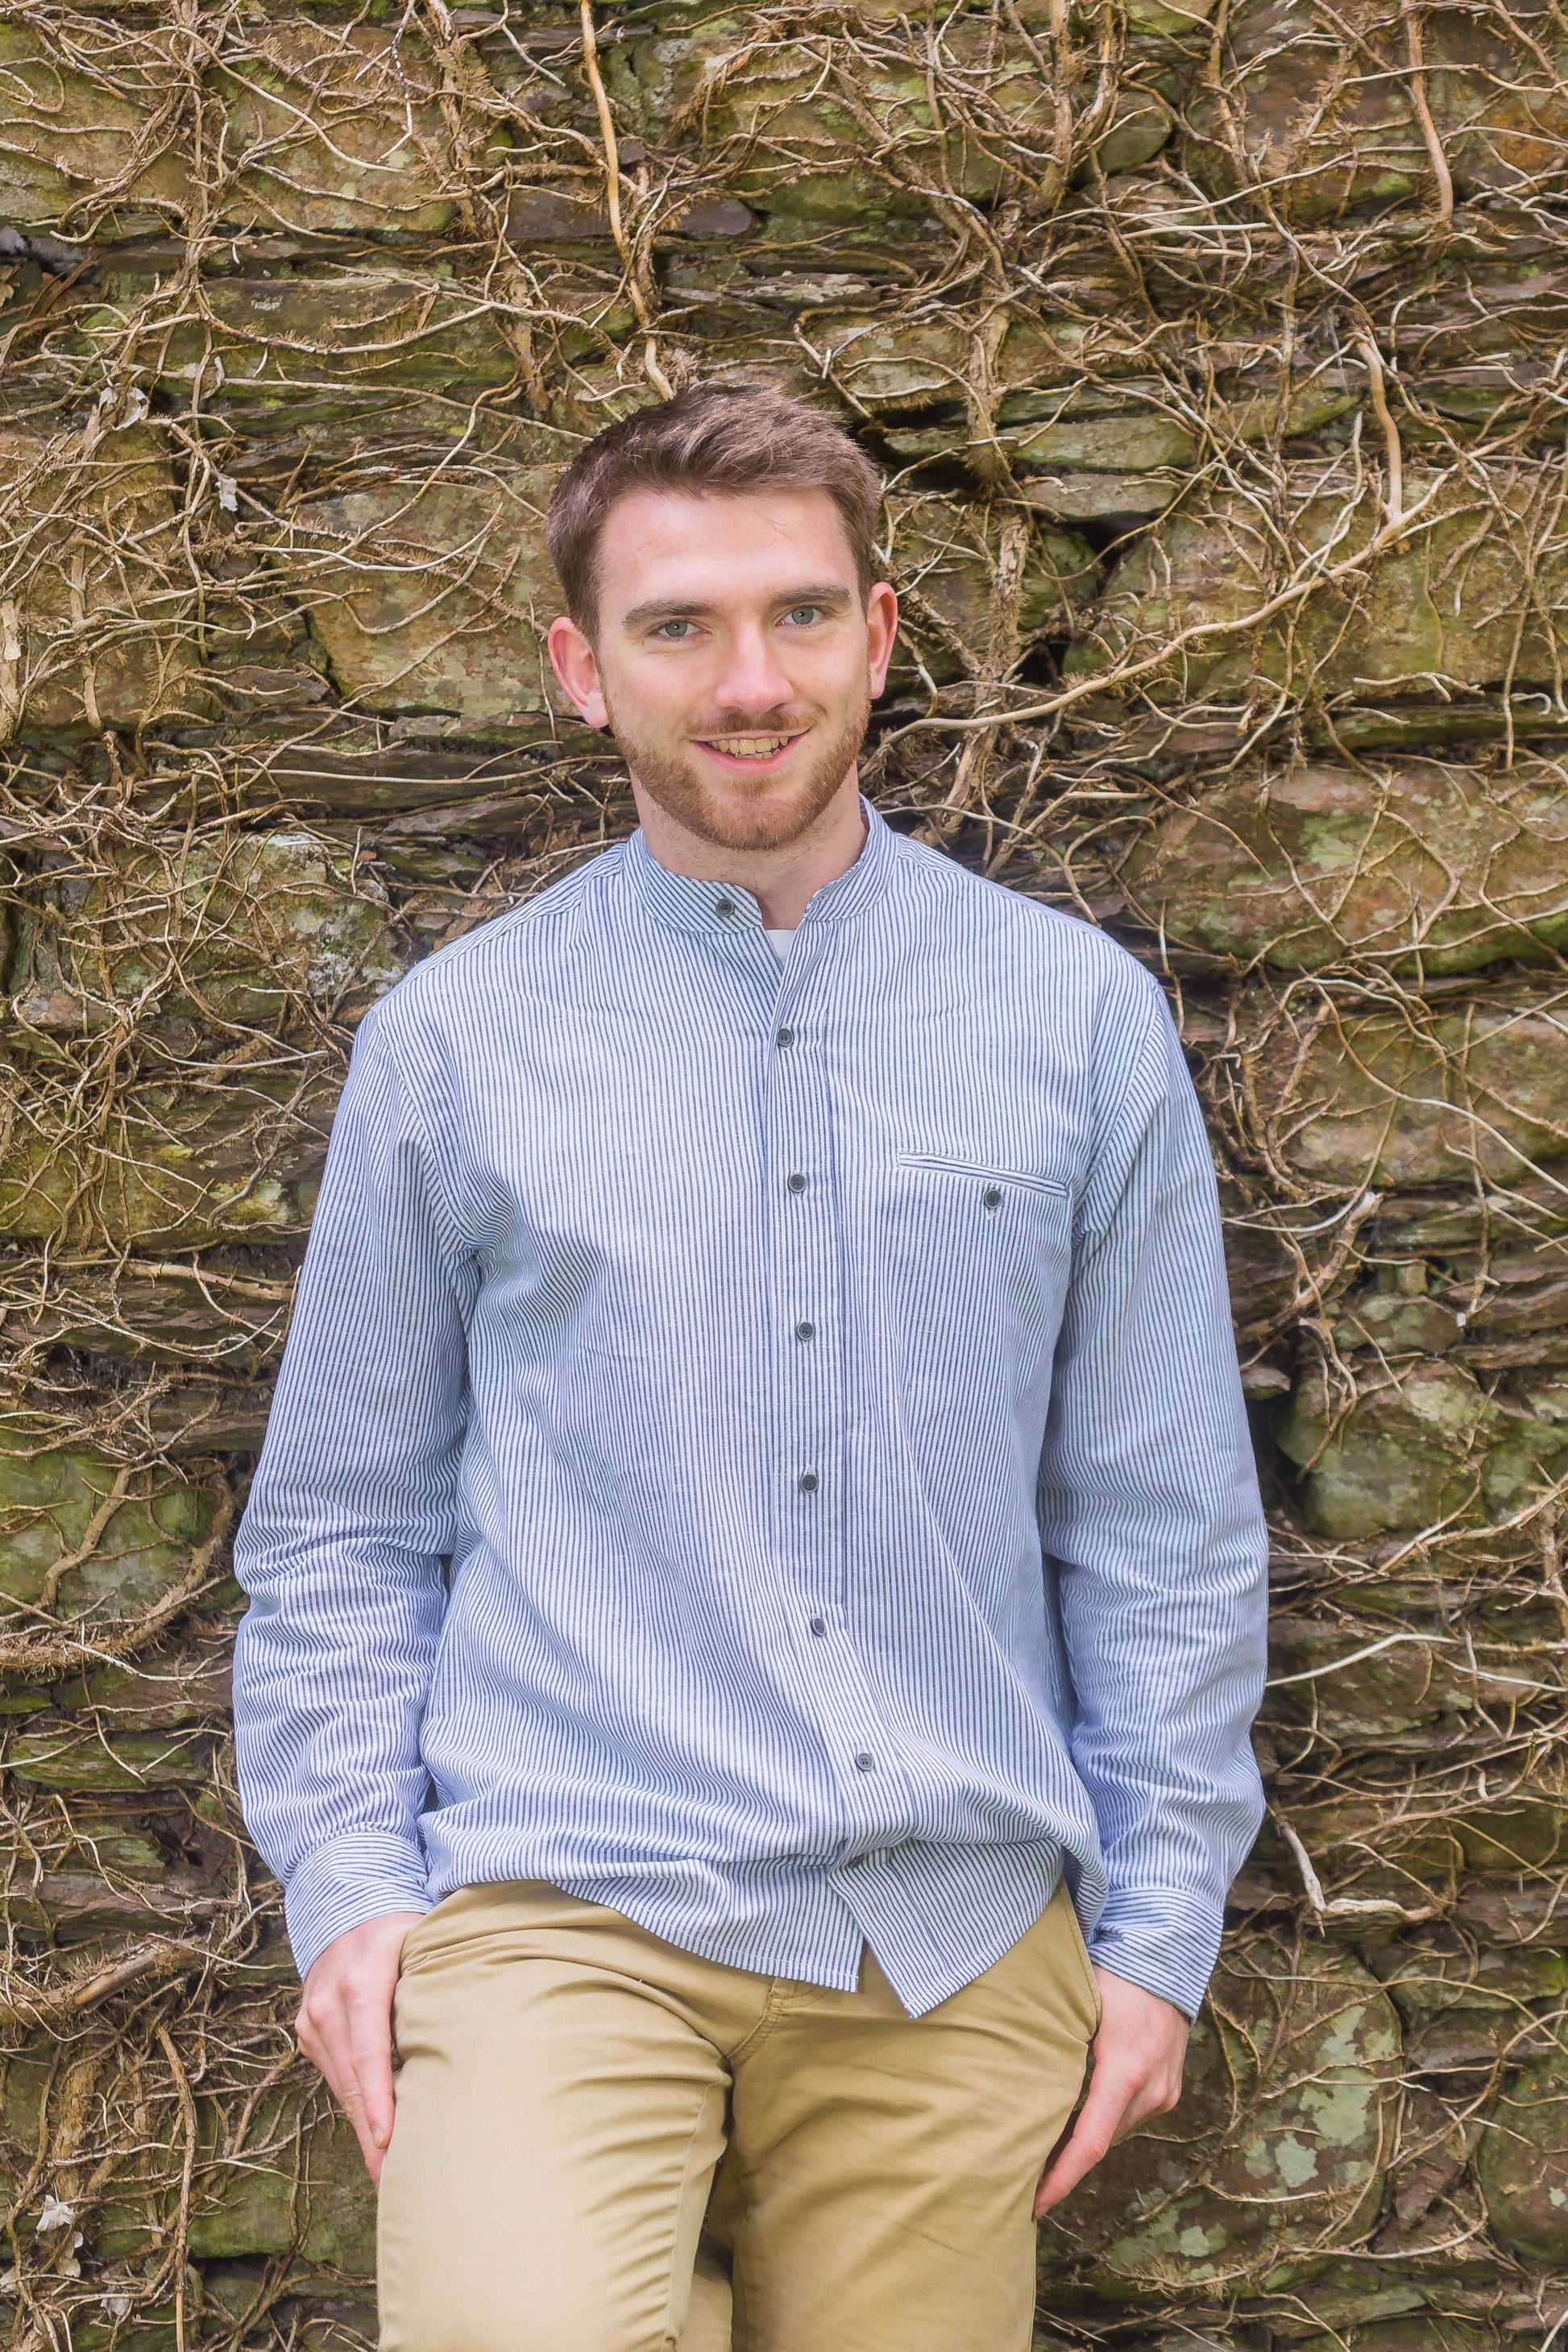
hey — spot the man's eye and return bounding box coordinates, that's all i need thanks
[783,605,824,627]
[655,620,697,641]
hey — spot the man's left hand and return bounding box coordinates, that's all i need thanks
[1034,1968,1189,2214]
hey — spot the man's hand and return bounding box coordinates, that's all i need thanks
[295,1911,427,2184]
[1034,1967,1189,2214]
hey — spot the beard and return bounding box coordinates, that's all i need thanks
[604,682,872,852]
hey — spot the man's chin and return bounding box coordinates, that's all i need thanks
[678,778,843,852]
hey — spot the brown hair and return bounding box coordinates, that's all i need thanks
[546,381,885,633]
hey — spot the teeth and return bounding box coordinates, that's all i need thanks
[704,734,793,758]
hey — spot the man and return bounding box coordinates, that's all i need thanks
[233,382,1268,2352]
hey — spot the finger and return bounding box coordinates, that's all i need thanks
[1033,2068,1143,2213]
[343,1987,399,2153]
[298,1984,372,2130]
[295,2002,350,2105]
[309,2010,388,2181]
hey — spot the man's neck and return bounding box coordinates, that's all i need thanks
[630,770,868,929]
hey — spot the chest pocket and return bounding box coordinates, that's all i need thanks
[898,1154,1071,1205]
[886,1154,1074,1399]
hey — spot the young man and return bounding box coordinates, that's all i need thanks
[232,384,1268,2352]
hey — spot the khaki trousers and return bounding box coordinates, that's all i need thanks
[379,1878,1100,2352]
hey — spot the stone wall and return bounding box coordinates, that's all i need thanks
[2,4,1566,2347]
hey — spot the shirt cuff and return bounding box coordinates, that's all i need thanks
[1086,1887,1224,2023]
[282,1831,435,1983]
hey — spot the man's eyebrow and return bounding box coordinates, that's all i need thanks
[619,583,856,629]
[776,583,855,610]
[620,597,719,628]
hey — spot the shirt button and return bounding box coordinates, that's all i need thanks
[810,1616,827,1636]
[855,1752,875,1772]
[777,1027,794,1047]
[716,897,736,919]
[795,1321,815,1341]
[787,1172,807,1194]
[983,1186,1002,1209]
[799,1471,819,1493]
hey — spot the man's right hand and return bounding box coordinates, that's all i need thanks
[295,1910,428,2183]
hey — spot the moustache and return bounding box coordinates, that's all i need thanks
[685,711,811,736]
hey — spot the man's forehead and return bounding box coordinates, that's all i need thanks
[596,484,857,599]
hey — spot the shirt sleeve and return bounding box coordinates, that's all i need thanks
[231,1002,478,1981]
[1038,974,1268,2021]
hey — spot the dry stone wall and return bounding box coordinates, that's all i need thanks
[1,2,1567,2347]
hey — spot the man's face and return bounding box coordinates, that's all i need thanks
[547,487,898,852]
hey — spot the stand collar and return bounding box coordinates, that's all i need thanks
[622,798,898,940]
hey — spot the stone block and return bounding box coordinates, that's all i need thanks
[84,266,521,429]
[1321,1239,1568,1363]
[1478,2050,1568,2262]
[2,1249,297,1373]
[5,828,409,1046]
[1327,1284,1466,1358]
[1188,0,1568,224]
[64,1653,232,1725]
[282,457,565,726]
[0,421,203,739]
[882,492,1101,686]
[198,2262,378,2344]
[63,2327,173,2352]
[217,24,492,238]
[1381,247,1568,381]
[6,1725,217,1793]
[1370,1177,1568,1252]
[1234,984,1568,1189]
[1454,1794,1568,1874]
[1064,460,1568,731]
[1022,471,1186,528]
[0,1056,337,1247]
[611,13,1173,225]
[1262,1612,1539,1745]
[15,2070,376,2275]
[663,243,1182,392]
[888,351,1362,480]
[8,1868,217,1945]
[1038,1939,1400,2298]
[1292,2326,1499,2352]
[885,406,1193,478]
[0,1434,218,1620]
[0,23,189,235]
[191,711,617,823]
[184,2097,374,2273]
[141,1379,276,1454]
[1368,1929,1568,2016]
[1455,1877,1568,1947]
[1112,758,1568,975]
[86,259,636,447]
[1275,1356,1568,1537]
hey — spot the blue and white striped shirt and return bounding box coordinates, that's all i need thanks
[232,803,1267,2020]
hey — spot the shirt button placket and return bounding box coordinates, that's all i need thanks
[769,981,844,1703]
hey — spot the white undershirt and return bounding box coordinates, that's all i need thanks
[765,928,796,962]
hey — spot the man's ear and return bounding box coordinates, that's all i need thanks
[865,580,899,699]
[547,614,610,728]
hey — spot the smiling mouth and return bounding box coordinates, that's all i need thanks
[696,732,804,763]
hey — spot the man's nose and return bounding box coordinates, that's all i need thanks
[712,622,794,713]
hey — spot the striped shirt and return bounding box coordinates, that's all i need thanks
[232,802,1267,2020]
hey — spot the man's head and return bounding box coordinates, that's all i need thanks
[545,384,898,855]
